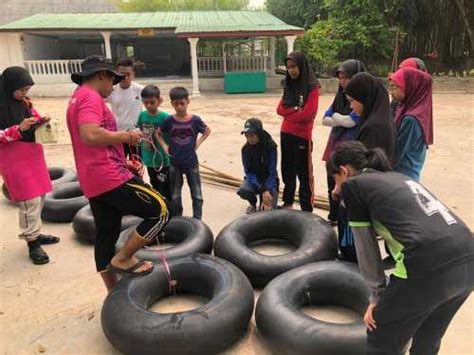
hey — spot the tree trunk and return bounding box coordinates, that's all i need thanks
[454,0,474,52]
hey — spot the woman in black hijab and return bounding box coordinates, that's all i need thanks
[322,59,366,224]
[344,72,396,163]
[238,118,279,213]
[0,66,59,265]
[277,51,320,212]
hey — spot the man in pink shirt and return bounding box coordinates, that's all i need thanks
[67,56,169,292]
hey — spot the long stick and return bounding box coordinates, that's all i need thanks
[200,163,242,181]
[201,175,330,210]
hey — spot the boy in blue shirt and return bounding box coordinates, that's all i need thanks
[157,87,210,219]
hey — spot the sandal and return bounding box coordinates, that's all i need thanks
[28,241,50,265]
[38,234,60,245]
[107,261,154,276]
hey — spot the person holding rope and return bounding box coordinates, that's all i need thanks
[277,51,320,212]
[328,141,473,354]
[66,56,169,292]
[106,58,143,159]
[137,84,171,200]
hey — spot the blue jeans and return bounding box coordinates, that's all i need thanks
[237,180,278,209]
[169,165,203,219]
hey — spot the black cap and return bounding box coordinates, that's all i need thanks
[71,55,125,85]
[241,118,263,135]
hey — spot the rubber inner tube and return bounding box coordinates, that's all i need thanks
[72,204,142,244]
[115,216,214,261]
[214,210,338,287]
[255,261,369,355]
[41,181,88,223]
[101,254,254,355]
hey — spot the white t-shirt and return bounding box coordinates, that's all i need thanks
[107,82,144,131]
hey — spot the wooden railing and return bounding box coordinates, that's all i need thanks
[24,59,84,83]
[198,56,270,77]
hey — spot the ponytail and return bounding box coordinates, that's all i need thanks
[365,148,391,172]
[326,141,392,175]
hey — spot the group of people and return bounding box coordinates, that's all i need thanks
[0,50,472,355]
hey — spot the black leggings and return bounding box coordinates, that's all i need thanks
[280,132,314,212]
[368,262,473,354]
[326,171,340,222]
[89,178,169,272]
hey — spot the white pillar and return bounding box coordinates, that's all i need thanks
[188,37,200,96]
[222,41,227,73]
[101,31,112,60]
[285,35,297,55]
[269,37,276,75]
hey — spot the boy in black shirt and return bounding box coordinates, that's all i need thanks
[328,141,473,355]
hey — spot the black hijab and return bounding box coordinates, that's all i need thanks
[345,72,396,163]
[282,51,319,108]
[242,126,277,184]
[331,59,366,115]
[0,67,35,131]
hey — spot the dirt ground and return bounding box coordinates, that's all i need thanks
[0,92,473,354]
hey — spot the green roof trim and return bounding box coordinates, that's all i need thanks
[0,11,303,36]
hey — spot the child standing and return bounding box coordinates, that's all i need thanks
[277,51,320,212]
[238,118,279,213]
[106,58,143,158]
[137,85,171,200]
[158,87,211,219]
[0,66,60,265]
[389,67,433,181]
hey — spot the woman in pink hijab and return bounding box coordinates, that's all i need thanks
[389,66,433,181]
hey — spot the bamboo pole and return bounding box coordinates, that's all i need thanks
[200,170,330,211]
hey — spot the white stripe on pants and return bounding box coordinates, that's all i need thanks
[18,195,44,242]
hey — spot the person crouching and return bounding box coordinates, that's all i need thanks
[238,118,279,213]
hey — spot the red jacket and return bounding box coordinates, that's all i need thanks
[277,87,320,140]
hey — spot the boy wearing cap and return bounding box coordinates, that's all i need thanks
[66,55,169,292]
[239,118,279,213]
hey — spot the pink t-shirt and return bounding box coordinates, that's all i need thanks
[66,85,133,198]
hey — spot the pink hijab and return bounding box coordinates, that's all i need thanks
[390,67,433,145]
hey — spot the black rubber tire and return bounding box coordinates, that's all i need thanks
[116,217,214,261]
[214,210,338,287]
[41,181,88,223]
[255,261,370,355]
[1,183,11,201]
[72,204,142,244]
[48,167,77,187]
[1,166,76,202]
[101,254,254,355]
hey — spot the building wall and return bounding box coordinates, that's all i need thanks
[0,0,117,26]
[0,33,24,71]
[23,34,61,60]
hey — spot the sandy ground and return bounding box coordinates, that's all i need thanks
[0,92,473,354]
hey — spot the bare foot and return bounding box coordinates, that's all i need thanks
[110,255,153,273]
[281,204,293,210]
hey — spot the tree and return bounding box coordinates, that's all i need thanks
[265,0,327,29]
[115,0,249,11]
[298,0,392,76]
